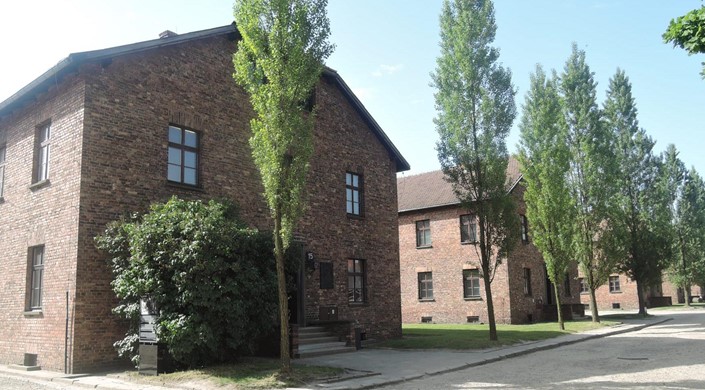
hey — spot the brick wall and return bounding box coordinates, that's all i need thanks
[0,75,85,371]
[0,32,403,372]
[398,182,580,325]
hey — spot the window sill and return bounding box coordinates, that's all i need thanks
[464,297,483,301]
[461,241,477,245]
[346,213,365,220]
[23,310,43,317]
[29,179,50,191]
[416,245,433,249]
[418,299,435,302]
[580,292,589,295]
[166,181,204,192]
[348,302,369,307]
[610,291,622,294]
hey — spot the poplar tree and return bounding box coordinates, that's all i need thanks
[671,167,705,304]
[560,44,618,323]
[233,0,333,372]
[519,66,575,330]
[432,0,518,341]
[605,69,670,316]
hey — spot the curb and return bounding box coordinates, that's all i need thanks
[330,318,673,390]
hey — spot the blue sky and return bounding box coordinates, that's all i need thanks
[2,1,703,176]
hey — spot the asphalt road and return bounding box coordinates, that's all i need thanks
[383,309,705,390]
[0,374,75,390]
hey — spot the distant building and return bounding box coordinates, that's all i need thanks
[578,272,703,311]
[0,24,408,372]
[397,158,583,325]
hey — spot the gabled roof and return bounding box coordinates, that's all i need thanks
[0,23,410,172]
[397,156,522,213]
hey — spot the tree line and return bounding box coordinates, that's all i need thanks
[433,0,705,336]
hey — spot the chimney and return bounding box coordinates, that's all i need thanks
[159,30,178,39]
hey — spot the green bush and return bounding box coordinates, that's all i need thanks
[96,197,289,367]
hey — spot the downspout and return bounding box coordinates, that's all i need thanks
[65,290,69,374]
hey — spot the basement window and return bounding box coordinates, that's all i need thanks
[421,316,433,323]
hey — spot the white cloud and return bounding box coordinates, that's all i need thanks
[372,63,404,77]
[352,87,375,102]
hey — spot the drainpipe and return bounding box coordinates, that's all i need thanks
[65,291,69,374]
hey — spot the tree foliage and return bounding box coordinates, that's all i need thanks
[432,0,517,341]
[663,6,705,78]
[670,166,705,300]
[233,0,334,372]
[560,44,619,323]
[605,69,671,316]
[518,65,575,330]
[95,197,283,367]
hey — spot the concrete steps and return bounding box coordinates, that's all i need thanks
[297,326,356,358]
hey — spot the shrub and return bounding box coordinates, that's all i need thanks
[96,197,289,367]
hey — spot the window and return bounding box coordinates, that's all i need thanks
[460,214,477,243]
[347,259,366,303]
[345,172,362,216]
[523,268,532,296]
[34,123,51,183]
[167,125,199,186]
[463,269,481,299]
[0,144,5,198]
[520,214,529,243]
[418,272,433,300]
[416,219,431,247]
[609,276,621,293]
[579,278,589,294]
[563,273,571,297]
[27,246,45,310]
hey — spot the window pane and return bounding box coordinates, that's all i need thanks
[183,168,197,185]
[346,173,352,186]
[353,190,358,202]
[347,259,354,273]
[169,126,182,144]
[34,248,43,266]
[346,188,352,202]
[353,203,359,215]
[168,147,181,165]
[352,174,358,187]
[347,200,353,214]
[40,125,50,142]
[0,147,5,162]
[184,130,197,147]
[424,229,431,245]
[168,164,181,182]
[184,151,197,168]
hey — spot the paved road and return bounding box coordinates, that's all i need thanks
[0,374,77,390]
[383,310,705,389]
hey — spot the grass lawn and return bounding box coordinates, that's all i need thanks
[649,303,705,311]
[374,320,618,350]
[121,357,343,389]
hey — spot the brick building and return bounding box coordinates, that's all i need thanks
[578,272,703,311]
[0,24,408,373]
[397,158,582,325]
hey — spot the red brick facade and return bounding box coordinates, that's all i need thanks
[398,179,581,325]
[0,26,405,372]
[579,272,703,311]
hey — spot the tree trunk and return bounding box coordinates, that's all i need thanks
[483,272,498,341]
[274,213,291,373]
[554,281,564,331]
[588,287,600,323]
[636,278,647,317]
[685,284,692,307]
